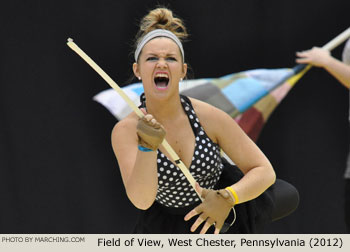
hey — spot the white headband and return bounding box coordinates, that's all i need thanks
[134,29,184,62]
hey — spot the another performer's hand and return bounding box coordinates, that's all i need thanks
[296,47,331,67]
[137,109,166,151]
[184,183,233,234]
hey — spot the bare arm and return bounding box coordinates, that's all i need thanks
[296,47,350,89]
[194,100,276,204]
[111,116,158,210]
[184,100,276,234]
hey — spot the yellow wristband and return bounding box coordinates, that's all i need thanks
[225,186,239,204]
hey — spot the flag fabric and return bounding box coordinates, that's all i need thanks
[91,28,350,141]
[93,66,308,142]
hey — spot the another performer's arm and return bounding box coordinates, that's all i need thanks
[296,47,350,89]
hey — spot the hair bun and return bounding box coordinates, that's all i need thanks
[137,7,188,43]
[154,9,169,25]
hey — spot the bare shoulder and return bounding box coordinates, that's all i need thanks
[189,98,232,123]
[188,98,236,142]
[189,98,223,117]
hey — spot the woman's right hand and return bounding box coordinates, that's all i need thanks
[137,109,166,151]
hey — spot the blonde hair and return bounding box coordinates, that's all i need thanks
[134,8,188,52]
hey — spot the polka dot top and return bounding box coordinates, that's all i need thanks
[155,96,224,208]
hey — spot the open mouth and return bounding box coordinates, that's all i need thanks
[154,73,169,89]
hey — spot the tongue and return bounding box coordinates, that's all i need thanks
[156,81,167,88]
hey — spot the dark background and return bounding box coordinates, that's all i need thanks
[0,0,349,233]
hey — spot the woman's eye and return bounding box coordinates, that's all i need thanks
[147,57,158,61]
[167,57,177,61]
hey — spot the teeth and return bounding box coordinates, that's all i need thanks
[155,73,169,78]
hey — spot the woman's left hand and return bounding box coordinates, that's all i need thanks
[184,183,233,234]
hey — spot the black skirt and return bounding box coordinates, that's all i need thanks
[133,159,274,234]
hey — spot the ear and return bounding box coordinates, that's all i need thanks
[133,62,140,79]
[182,63,188,79]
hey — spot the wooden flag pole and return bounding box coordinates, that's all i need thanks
[323,27,350,51]
[66,38,201,199]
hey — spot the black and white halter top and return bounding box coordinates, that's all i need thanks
[148,95,224,208]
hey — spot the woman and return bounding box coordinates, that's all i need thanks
[111,7,276,234]
[296,40,350,233]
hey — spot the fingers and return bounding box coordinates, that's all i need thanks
[296,51,309,58]
[140,107,147,115]
[214,220,224,234]
[195,182,202,196]
[296,51,306,56]
[296,51,306,57]
[143,114,153,122]
[137,114,166,150]
[199,218,215,234]
[184,187,215,228]
[296,58,307,64]
[190,213,208,233]
[184,205,202,221]
[185,189,234,234]
[191,216,223,234]
[295,47,330,66]
[150,118,158,127]
[295,51,311,64]
[142,115,161,129]
[196,182,210,199]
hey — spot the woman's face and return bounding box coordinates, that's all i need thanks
[133,37,187,100]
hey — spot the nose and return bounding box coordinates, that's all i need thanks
[156,58,168,69]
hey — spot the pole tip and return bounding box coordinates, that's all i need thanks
[67,38,74,42]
